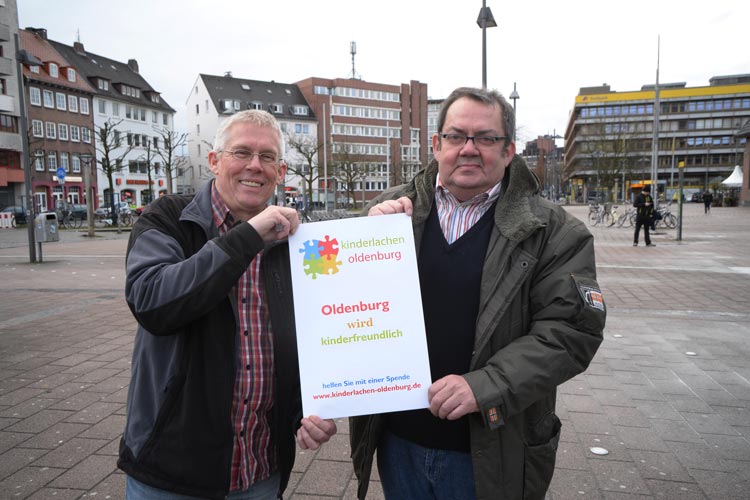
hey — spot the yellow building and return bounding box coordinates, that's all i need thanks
[563,75,750,203]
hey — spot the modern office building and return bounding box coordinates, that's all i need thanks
[20,28,97,213]
[0,0,23,209]
[563,75,750,202]
[520,135,564,200]
[185,73,317,199]
[295,77,427,207]
[50,34,175,208]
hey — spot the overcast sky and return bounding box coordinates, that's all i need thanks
[18,0,750,145]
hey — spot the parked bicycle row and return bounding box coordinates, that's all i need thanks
[587,202,678,228]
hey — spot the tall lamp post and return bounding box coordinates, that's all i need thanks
[476,1,497,89]
[80,153,96,238]
[15,34,43,263]
[509,82,519,142]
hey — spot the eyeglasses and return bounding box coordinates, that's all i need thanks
[439,133,508,148]
[220,149,281,165]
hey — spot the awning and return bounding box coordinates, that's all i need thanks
[721,165,743,187]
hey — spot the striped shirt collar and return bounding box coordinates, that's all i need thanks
[435,175,502,244]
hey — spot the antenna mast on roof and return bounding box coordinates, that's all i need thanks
[76,29,81,43]
[348,41,361,80]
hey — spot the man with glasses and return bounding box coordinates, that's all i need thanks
[119,110,336,499]
[350,87,605,500]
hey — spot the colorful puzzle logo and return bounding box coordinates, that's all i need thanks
[298,235,342,279]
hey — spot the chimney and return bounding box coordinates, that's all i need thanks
[127,59,139,74]
[26,27,48,40]
[73,41,85,55]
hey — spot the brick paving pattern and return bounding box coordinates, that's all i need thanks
[0,202,748,499]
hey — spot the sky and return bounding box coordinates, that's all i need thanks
[18,0,750,145]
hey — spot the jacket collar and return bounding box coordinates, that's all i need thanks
[181,180,218,237]
[413,154,544,241]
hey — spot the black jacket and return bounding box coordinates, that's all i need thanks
[634,192,655,221]
[118,181,301,499]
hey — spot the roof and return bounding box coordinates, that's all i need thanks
[200,74,316,121]
[48,38,175,113]
[20,30,95,94]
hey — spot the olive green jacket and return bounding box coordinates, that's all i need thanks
[350,156,605,500]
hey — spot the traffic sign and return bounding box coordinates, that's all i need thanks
[56,167,66,185]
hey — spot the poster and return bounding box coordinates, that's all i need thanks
[288,213,431,419]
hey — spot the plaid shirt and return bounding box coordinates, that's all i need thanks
[211,184,277,491]
[435,177,502,244]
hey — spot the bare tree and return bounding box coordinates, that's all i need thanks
[285,133,324,215]
[154,127,189,194]
[139,138,158,205]
[96,119,135,229]
[331,143,372,210]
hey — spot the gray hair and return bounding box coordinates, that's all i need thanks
[437,87,515,146]
[212,109,285,156]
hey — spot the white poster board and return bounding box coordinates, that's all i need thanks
[288,214,431,419]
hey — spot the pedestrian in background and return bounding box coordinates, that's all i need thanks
[350,87,605,500]
[702,190,714,214]
[634,185,656,247]
[119,110,336,500]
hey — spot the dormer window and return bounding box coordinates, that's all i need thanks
[98,79,109,91]
[292,105,309,116]
[249,102,263,110]
[30,65,40,74]
[269,103,283,114]
[48,63,59,78]
[241,84,251,90]
[67,68,76,82]
[147,92,160,103]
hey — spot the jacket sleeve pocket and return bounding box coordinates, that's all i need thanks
[523,412,561,500]
[570,274,606,334]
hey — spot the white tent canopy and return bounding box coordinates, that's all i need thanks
[721,165,743,187]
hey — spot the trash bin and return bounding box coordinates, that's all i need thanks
[34,212,59,242]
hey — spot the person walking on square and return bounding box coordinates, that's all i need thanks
[702,190,713,214]
[349,87,606,500]
[119,110,336,500]
[634,185,656,247]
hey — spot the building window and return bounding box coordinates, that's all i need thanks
[205,99,209,112]
[34,150,45,171]
[32,119,44,137]
[196,124,200,134]
[43,90,54,108]
[269,103,283,114]
[81,128,91,143]
[68,95,78,112]
[79,98,89,115]
[47,151,57,170]
[98,99,107,114]
[153,137,159,149]
[0,114,18,133]
[98,79,109,91]
[58,123,68,141]
[67,68,76,82]
[45,122,57,139]
[162,113,168,126]
[56,92,67,110]
[152,111,157,123]
[30,65,40,74]
[125,105,132,119]
[72,154,81,173]
[30,87,42,106]
[70,125,80,142]
[150,93,160,103]
[293,105,309,116]
[112,102,119,116]
[59,152,69,171]
[140,108,146,121]
[48,63,58,78]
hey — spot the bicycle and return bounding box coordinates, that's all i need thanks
[588,203,614,227]
[654,204,678,229]
[616,207,636,227]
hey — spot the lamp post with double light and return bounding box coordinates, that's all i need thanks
[509,82,519,142]
[476,1,497,89]
[15,33,43,263]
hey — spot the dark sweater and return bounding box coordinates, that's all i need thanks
[384,204,495,451]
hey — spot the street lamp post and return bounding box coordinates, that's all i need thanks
[81,153,95,238]
[15,34,43,263]
[509,82,519,142]
[476,1,497,89]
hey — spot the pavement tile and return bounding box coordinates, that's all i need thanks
[642,479,708,500]
[647,419,704,444]
[5,409,74,434]
[589,460,650,495]
[31,437,110,468]
[700,434,750,461]
[629,449,693,482]
[79,470,126,500]
[48,454,118,490]
[0,447,47,481]
[664,440,731,472]
[0,465,65,499]
[312,432,351,462]
[688,468,749,500]
[709,406,750,427]
[65,401,124,425]
[616,427,669,452]
[0,398,58,419]
[681,411,740,436]
[602,406,650,428]
[0,430,32,454]
[25,487,85,500]
[77,414,126,440]
[592,389,636,408]
[48,390,106,412]
[17,422,89,449]
[561,394,604,414]
[549,468,600,499]
[569,412,618,435]
[292,459,353,496]
[0,387,48,407]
